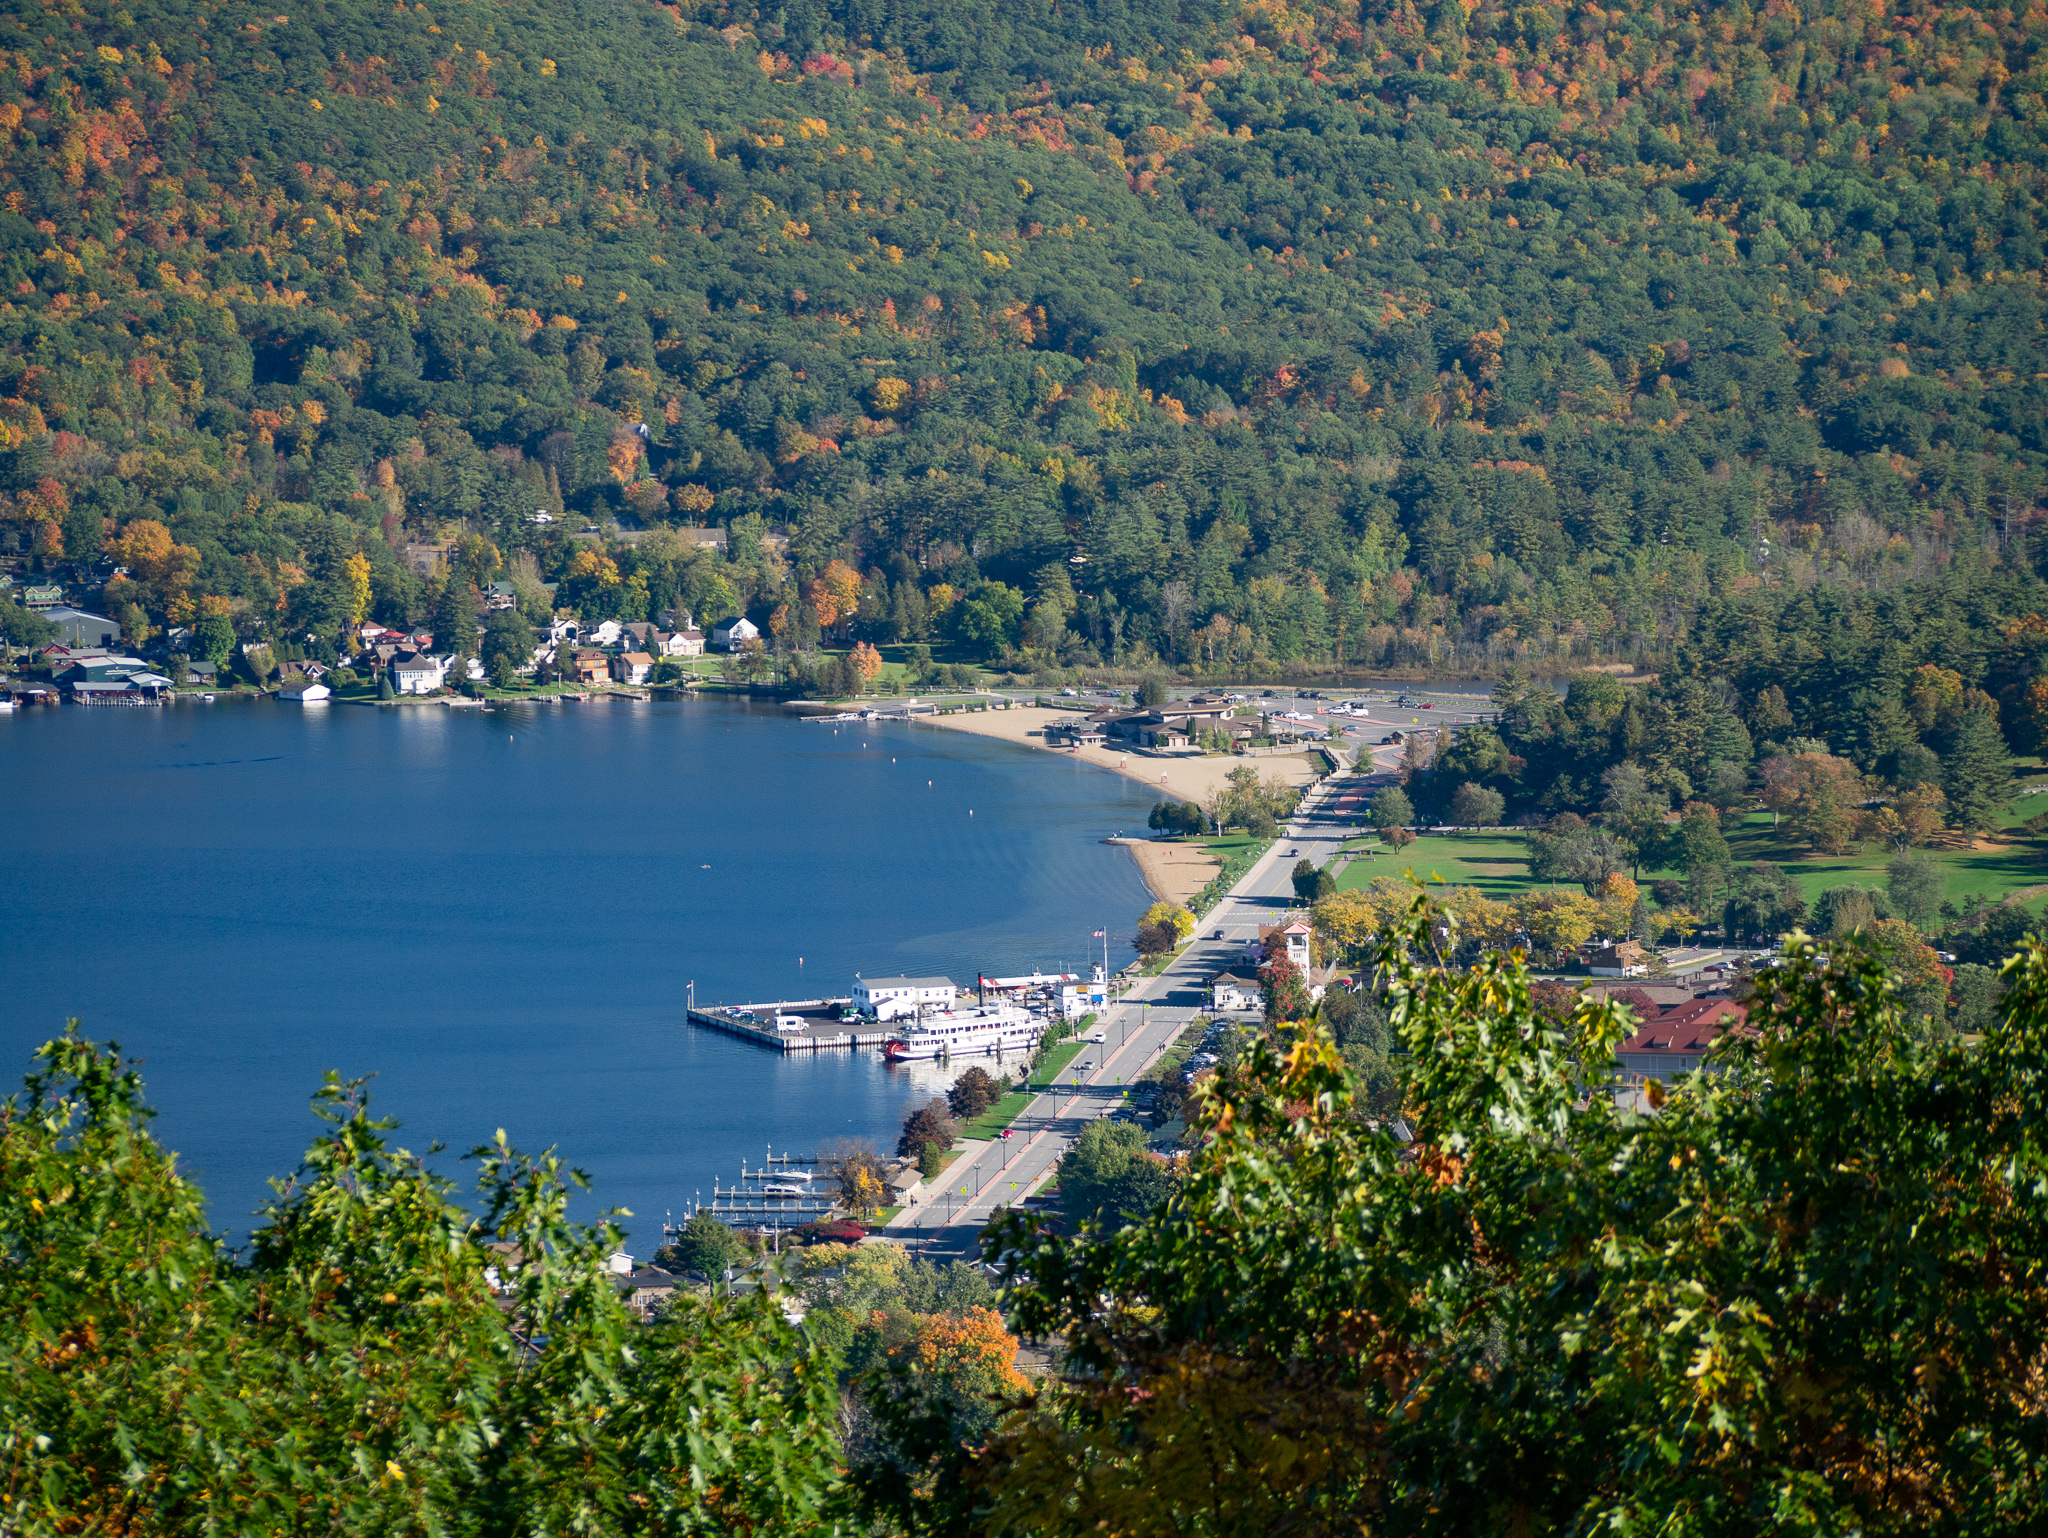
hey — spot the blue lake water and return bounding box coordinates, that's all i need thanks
[0,697,1153,1243]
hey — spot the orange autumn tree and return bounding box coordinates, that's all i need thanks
[850,642,883,689]
[105,517,201,624]
[605,430,644,484]
[806,560,863,630]
[907,1307,1025,1396]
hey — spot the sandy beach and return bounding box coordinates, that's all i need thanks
[1110,837,1221,905]
[914,704,1327,804]
[912,704,1329,906]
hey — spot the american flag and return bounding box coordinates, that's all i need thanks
[1091,929,1105,938]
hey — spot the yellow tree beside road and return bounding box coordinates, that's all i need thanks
[1514,890,1602,964]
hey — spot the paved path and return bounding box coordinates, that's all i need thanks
[892,765,1370,1263]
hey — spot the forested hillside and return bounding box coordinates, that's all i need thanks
[0,0,2044,677]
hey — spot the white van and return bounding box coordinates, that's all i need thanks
[773,1014,809,1034]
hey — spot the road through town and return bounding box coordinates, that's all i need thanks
[902,750,1387,1261]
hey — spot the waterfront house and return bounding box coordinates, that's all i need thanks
[550,617,582,645]
[588,619,624,648]
[622,622,655,650]
[613,651,654,686]
[1209,972,1262,1012]
[712,616,760,651]
[1614,997,1748,1083]
[571,650,610,684]
[655,628,704,658]
[392,655,446,695]
[42,607,122,648]
[852,974,958,1021]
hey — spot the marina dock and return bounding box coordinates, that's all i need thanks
[686,997,893,1051]
[668,1152,845,1231]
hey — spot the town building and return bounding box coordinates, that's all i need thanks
[614,1264,678,1321]
[1209,972,1262,1012]
[41,607,122,648]
[20,583,63,611]
[1251,920,1314,971]
[1614,998,1748,1083]
[1101,694,1237,748]
[1589,941,1652,978]
[852,974,958,1020]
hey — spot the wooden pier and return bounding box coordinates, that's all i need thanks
[686,997,893,1052]
[669,1155,845,1231]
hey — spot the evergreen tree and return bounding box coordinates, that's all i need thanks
[435,580,482,661]
[1942,704,2012,836]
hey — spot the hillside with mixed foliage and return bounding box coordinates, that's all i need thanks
[0,0,2044,677]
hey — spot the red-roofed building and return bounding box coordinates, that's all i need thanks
[1615,997,1749,1083]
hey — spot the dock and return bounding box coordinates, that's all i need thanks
[686,997,893,1051]
[667,1152,845,1232]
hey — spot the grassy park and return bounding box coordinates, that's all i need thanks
[1335,786,2048,918]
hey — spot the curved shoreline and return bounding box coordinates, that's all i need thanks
[912,705,1322,904]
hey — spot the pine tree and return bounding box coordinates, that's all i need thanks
[435,578,481,660]
[1943,705,2011,835]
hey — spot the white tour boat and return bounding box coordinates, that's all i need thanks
[883,1002,1039,1061]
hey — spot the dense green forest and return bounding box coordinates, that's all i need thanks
[0,0,2044,680]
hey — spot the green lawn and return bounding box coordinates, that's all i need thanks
[1031,1040,1090,1090]
[1337,832,1536,900]
[959,1088,1033,1139]
[1336,796,2048,918]
[1719,809,2048,914]
[1206,834,1268,860]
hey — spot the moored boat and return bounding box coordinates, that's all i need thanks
[883,1002,1038,1061]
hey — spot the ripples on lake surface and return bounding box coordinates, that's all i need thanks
[0,697,1153,1240]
